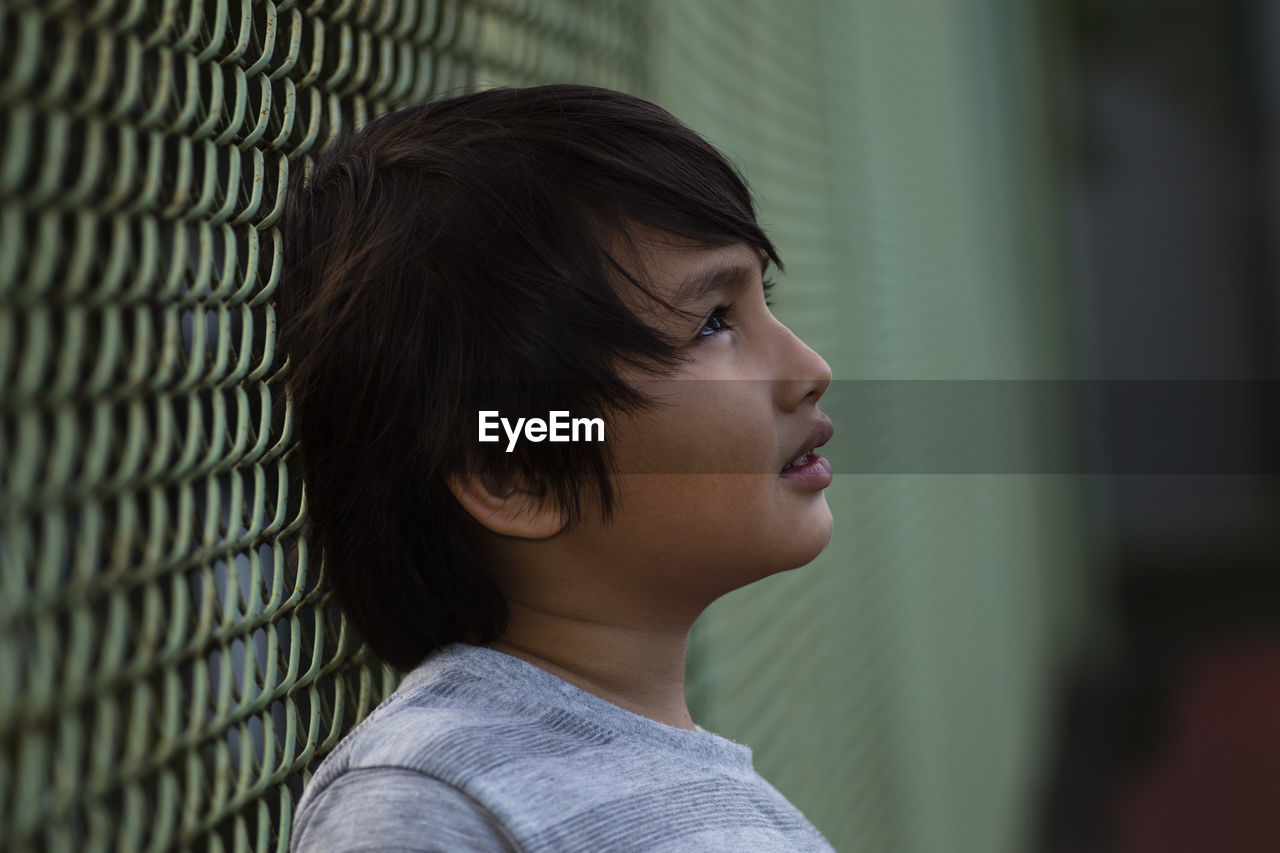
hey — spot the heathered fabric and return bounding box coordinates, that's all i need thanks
[290,643,834,852]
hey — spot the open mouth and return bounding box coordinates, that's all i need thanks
[779,418,834,475]
[781,452,813,473]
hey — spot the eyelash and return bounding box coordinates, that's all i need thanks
[698,305,733,338]
[696,277,776,340]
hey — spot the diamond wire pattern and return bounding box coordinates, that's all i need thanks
[0,1,646,849]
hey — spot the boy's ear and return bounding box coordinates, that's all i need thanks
[447,470,567,540]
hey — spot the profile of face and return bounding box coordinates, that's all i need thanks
[563,236,835,610]
[451,234,835,622]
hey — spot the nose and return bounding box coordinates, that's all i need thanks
[771,319,831,411]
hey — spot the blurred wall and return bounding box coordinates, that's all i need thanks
[1042,2,1280,850]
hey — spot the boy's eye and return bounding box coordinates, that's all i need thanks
[698,306,732,338]
[695,278,775,339]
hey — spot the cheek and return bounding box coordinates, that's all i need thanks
[610,384,776,475]
[618,474,766,520]
[607,475,833,591]
[606,475,771,568]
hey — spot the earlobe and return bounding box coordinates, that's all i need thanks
[447,472,567,540]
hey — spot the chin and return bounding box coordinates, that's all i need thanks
[764,505,835,577]
[792,505,835,566]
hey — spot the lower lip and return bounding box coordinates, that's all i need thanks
[779,454,832,489]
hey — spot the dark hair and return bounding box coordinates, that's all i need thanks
[278,85,780,670]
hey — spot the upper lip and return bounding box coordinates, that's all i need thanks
[782,417,834,471]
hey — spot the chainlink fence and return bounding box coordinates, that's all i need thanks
[0,1,646,849]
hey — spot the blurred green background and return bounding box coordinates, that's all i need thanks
[649,4,1094,851]
[3,1,1278,851]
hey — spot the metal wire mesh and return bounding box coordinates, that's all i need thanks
[0,1,646,849]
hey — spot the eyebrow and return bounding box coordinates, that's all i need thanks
[671,258,766,306]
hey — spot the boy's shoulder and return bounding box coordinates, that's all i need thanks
[292,644,835,852]
[301,644,621,790]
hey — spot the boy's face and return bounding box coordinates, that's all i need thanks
[560,236,834,612]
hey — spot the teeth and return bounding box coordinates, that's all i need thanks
[788,452,809,469]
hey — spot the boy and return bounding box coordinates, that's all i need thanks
[281,84,836,851]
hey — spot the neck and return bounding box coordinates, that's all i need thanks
[487,603,698,731]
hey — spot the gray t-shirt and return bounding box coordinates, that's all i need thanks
[290,643,834,852]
